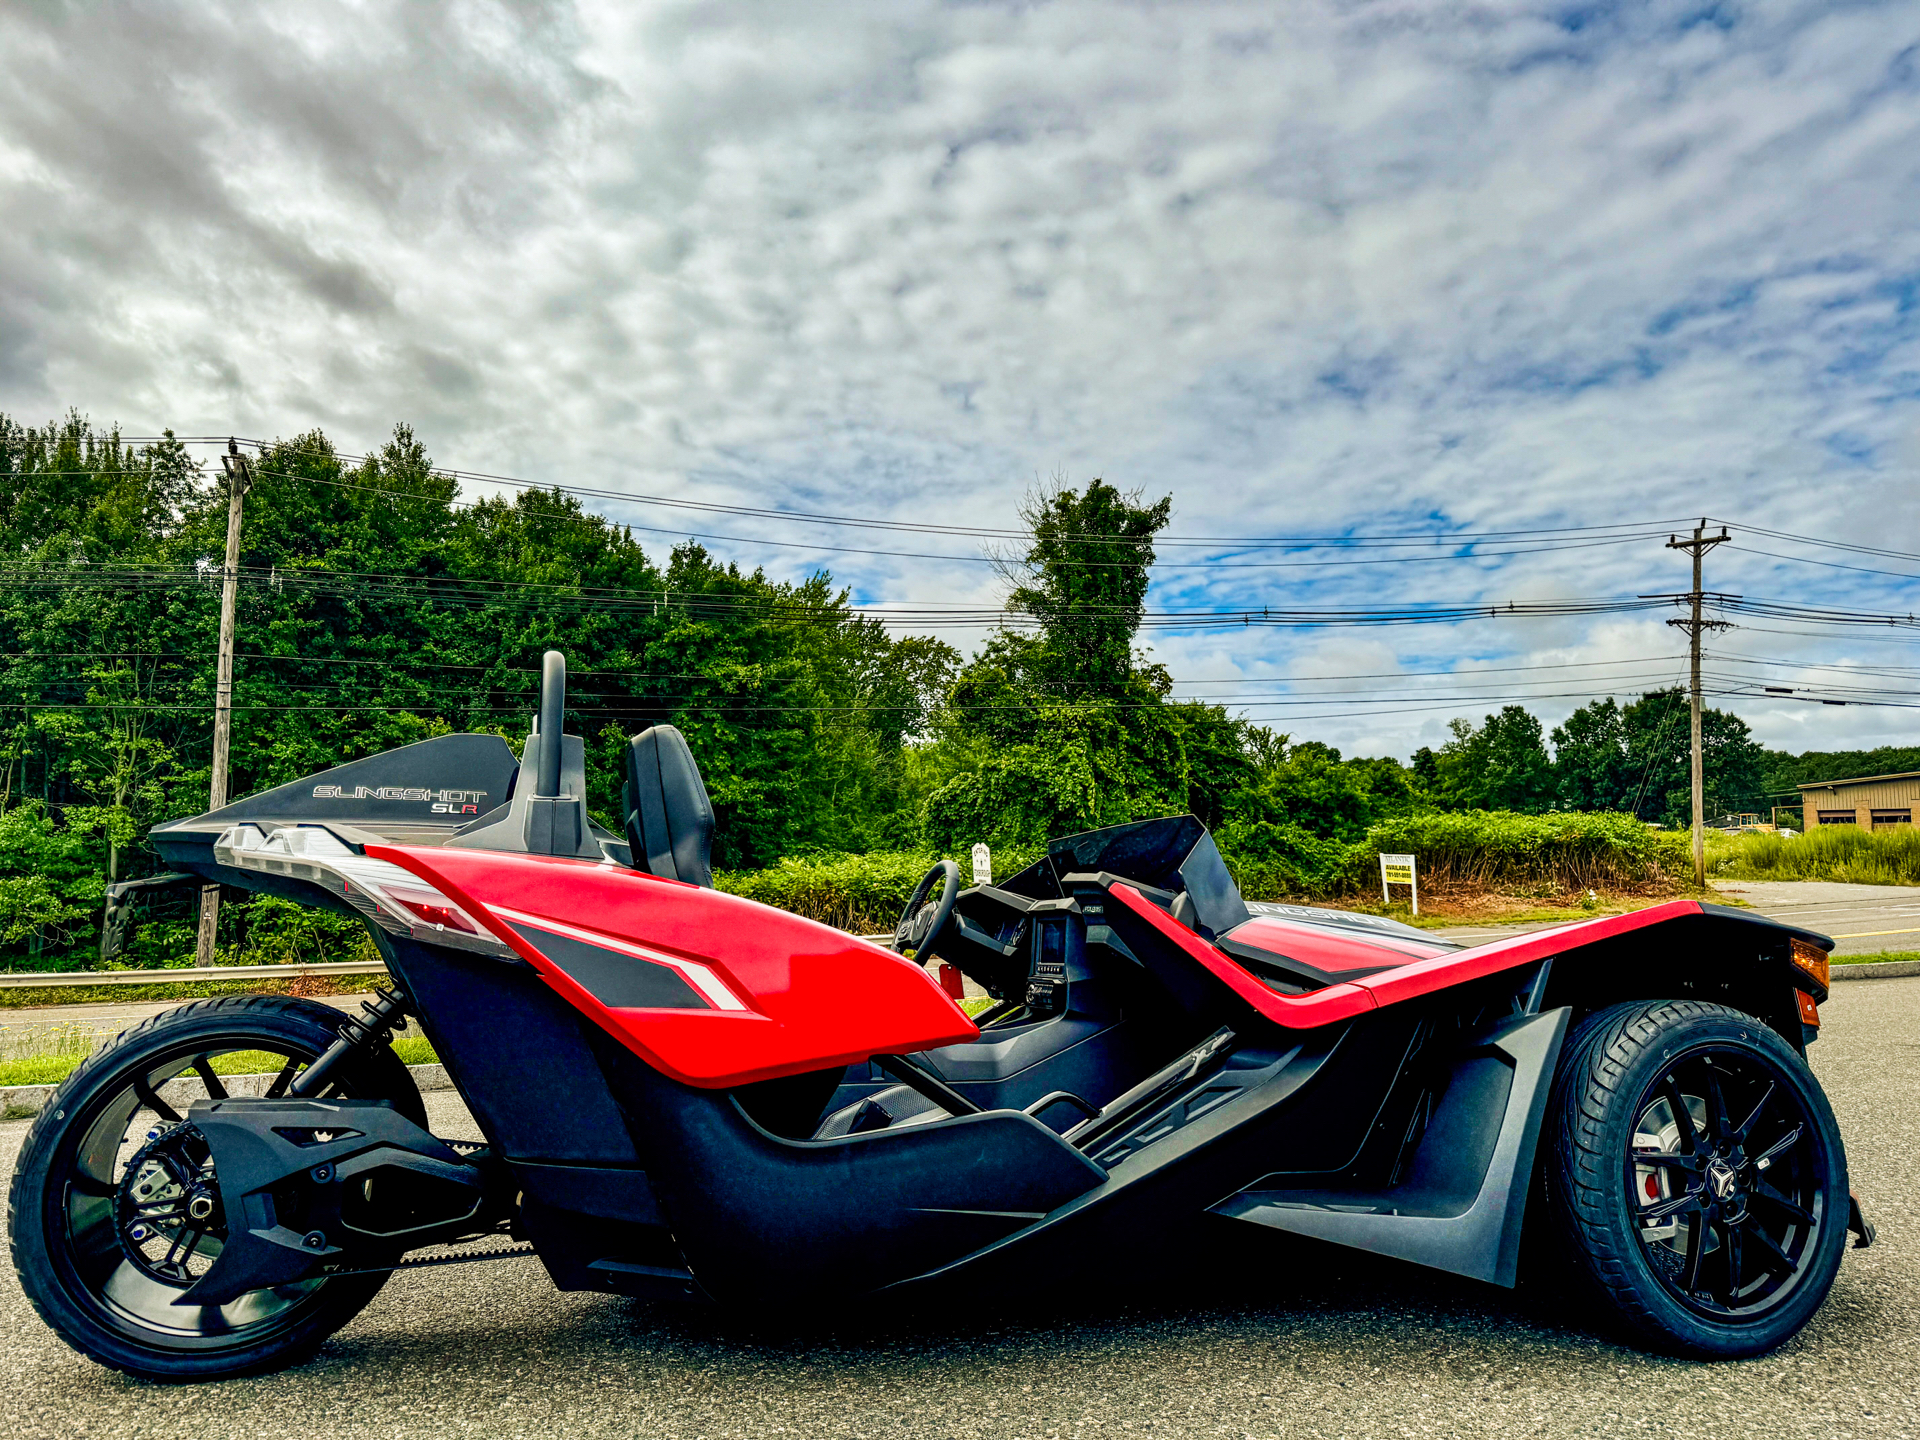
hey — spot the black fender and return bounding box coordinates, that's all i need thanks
[1538,902,1825,1055]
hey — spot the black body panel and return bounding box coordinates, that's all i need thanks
[381,936,645,1168]
[600,1044,1108,1306]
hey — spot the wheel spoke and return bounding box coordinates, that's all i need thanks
[1661,1078,1701,1153]
[1753,1123,1804,1170]
[263,1057,301,1099]
[1680,1215,1706,1294]
[1733,1081,1775,1143]
[1747,1226,1799,1278]
[133,1077,181,1123]
[1703,1066,1731,1142]
[1637,1151,1705,1173]
[1719,1219,1745,1301]
[1749,1180,1815,1227]
[1642,1190,1702,1223]
[190,1055,228,1101]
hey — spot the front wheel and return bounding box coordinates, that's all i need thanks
[7,993,423,1381]
[1543,999,1849,1358]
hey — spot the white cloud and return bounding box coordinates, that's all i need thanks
[0,0,1912,756]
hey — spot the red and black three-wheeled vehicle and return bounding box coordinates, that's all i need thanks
[9,654,1872,1379]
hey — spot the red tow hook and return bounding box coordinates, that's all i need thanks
[939,963,967,1002]
[1848,1190,1876,1249]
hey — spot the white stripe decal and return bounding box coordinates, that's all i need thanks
[490,906,750,1011]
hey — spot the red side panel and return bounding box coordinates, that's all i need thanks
[370,845,978,1089]
[1110,886,1711,1029]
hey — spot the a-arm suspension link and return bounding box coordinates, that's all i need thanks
[288,984,413,1099]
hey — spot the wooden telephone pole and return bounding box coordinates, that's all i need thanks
[195,441,252,966]
[1664,520,1731,888]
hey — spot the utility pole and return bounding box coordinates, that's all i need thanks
[1664,519,1731,889]
[195,441,252,966]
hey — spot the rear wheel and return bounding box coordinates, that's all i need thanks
[7,994,422,1381]
[1543,1000,1848,1358]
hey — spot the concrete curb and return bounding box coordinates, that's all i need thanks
[1832,961,1920,981]
[3,1061,454,1121]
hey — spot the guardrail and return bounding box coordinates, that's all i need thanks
[0,960,390,990]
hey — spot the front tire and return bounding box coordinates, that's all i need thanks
[1543,1000,1848,1358]
[8,993,423,1381]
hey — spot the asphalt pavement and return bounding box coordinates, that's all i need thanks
[2,978,1914,1439]
[1433,880,1919,956]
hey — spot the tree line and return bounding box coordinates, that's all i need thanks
[2,411,1911,968]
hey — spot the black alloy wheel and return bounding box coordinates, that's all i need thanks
[8,994,422,1381]
[1627,1046,1826,1319]
[1543,999,1849,1359]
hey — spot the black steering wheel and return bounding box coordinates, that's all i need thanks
[892,860,961,960]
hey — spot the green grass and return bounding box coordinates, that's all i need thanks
[1834,950,1917,967]
[0,1035,439,1090]
[0,975,378,1010]
[1707,824,1919,886]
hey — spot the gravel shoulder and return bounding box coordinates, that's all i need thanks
[1,981,1914,1440]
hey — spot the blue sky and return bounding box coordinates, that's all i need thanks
[0,0,1914,758]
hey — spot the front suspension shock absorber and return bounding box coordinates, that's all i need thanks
[289,984,412,1098]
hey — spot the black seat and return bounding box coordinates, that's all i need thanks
[623,725,715,887]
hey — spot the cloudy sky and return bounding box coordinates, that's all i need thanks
[2,0,1914,760]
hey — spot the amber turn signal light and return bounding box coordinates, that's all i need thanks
[1790,937,1831,993]
[1795,988,1820,1027]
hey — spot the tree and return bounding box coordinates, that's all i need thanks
[1434,706,1556,812]
[1000,478,1170,697]
[1618,688,1767,825]
[1552,697,1628,812]
[930,477,1236,848]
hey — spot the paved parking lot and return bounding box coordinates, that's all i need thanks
[2,978,1914,1439]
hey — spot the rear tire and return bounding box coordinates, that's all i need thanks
[8,993,423,1381]
[1543,1000,1848,1358]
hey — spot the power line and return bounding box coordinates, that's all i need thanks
[1722,545,1920,580]
[10,564,1700,628]
[28,435,1918,565]
[1707,517,1920,563]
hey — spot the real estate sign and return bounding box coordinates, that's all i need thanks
[1379,852,1418,915]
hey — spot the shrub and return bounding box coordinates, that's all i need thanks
[1357,810,1678,894]
[1707,825,1918,886]
[715,846,1044,933]
[1216,818,1366,899]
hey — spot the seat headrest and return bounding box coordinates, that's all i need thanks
[623,724,715,887]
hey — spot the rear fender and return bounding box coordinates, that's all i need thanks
[1537,903,1820,1055]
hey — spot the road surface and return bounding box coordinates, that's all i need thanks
[1,979,1913,1439]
